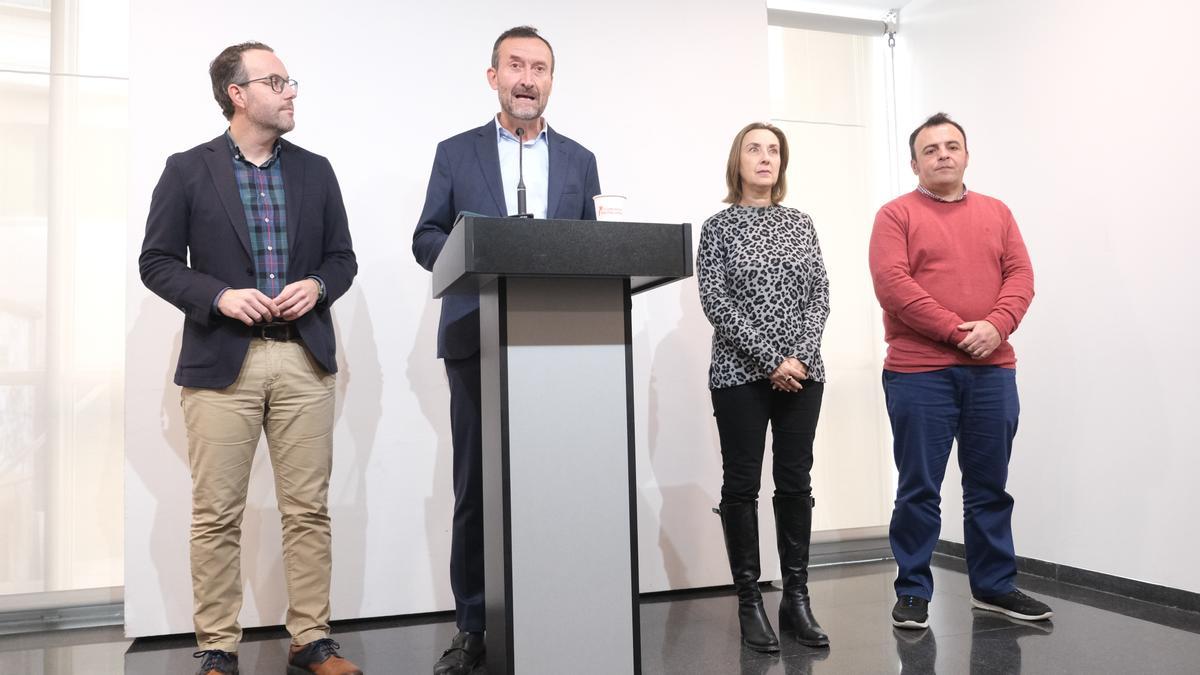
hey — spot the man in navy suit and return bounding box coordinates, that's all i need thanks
[140,42,361,675]
[412,25,601,675]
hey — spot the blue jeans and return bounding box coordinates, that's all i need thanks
[883,366,1020,599]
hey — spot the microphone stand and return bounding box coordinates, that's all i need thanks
[515,127,532,218]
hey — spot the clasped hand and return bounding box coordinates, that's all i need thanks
[956,320,1000,359]
[217,279,320,325]
[770,357,808,392]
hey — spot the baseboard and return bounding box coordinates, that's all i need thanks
[24,537,1195,637]
[934,540,1200,614]
[810,531,892,567]
[0,601,124,636]
[641,532,895,600]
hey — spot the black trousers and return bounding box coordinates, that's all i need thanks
[445,355,485,632]
[711,379,824,504]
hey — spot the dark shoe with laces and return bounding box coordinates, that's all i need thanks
[892,595,929,629]
[433,631,485,675]
[971,589,1053,621]
[193,649,238,675]
[287,638,363,675]
[971,607,1055,634]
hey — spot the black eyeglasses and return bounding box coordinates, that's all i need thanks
[235,74,299,95]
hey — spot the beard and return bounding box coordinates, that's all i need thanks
[500,89,544,121]
[248,104,295,135]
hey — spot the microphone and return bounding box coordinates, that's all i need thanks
[515,127,530,217]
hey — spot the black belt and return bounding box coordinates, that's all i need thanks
[252,323,300,341]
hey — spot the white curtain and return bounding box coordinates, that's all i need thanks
[0,0,127,604]
[767,24,897,533]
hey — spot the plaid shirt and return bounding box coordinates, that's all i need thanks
[917,183,969,203]
[227,131,289,298]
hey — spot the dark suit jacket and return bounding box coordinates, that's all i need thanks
[412,119,601,359]
[140,134,357,388]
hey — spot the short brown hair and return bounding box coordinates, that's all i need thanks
[209,41,273,120]
[491,26,555,74]
[909,112,967,160]
[724,122,789,205]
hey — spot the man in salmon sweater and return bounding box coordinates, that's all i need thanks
[869,112,1053,630]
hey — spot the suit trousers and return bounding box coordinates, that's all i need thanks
[181,338,336,652]
[444,354,485,632]
[711,379,825,504]
[883,366,1020,600]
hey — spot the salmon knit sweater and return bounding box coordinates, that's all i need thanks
[868,189,1034,372]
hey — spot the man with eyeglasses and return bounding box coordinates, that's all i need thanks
[140,41,361,675]
[412,25,601,675]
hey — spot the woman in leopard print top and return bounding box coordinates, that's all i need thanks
[698,122,831,652]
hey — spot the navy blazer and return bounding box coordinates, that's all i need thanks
[412,120,601,359]
[140,134,357,388]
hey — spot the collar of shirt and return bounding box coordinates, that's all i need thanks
[495,116,550,218]
[225,129,283,169]
[916,183,969,203]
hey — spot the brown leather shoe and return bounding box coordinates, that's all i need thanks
[287,638,363,675]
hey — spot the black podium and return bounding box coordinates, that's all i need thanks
[432,215,692,675]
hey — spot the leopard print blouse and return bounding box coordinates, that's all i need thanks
[697,204,830,390]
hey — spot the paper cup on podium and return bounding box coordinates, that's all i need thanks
[593,194,627,222]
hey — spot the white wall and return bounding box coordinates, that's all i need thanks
[124,0,775,637]
[895,0,1200,593]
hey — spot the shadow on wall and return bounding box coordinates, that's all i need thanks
[405,285,453,607]
[127,296,191,630]
[639,279,725,591]
[130,288,384,632]
[130,293,293,629]
[329,284,381,617]
[237,288,383,622]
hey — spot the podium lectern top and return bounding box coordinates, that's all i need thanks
[431,215,692,298]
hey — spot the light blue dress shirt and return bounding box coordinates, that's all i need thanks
[496,116,549,218]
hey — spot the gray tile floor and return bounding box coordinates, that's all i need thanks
[3,557,1198,674]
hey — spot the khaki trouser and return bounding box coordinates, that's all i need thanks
[182,338,335,652]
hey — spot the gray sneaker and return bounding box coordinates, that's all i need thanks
[892,595,930,629]
[971,589,1053,621]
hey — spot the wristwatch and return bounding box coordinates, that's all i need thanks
[307,275,326,302]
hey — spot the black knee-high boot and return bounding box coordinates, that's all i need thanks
[717,501,780,653]
[774,495,829,647]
